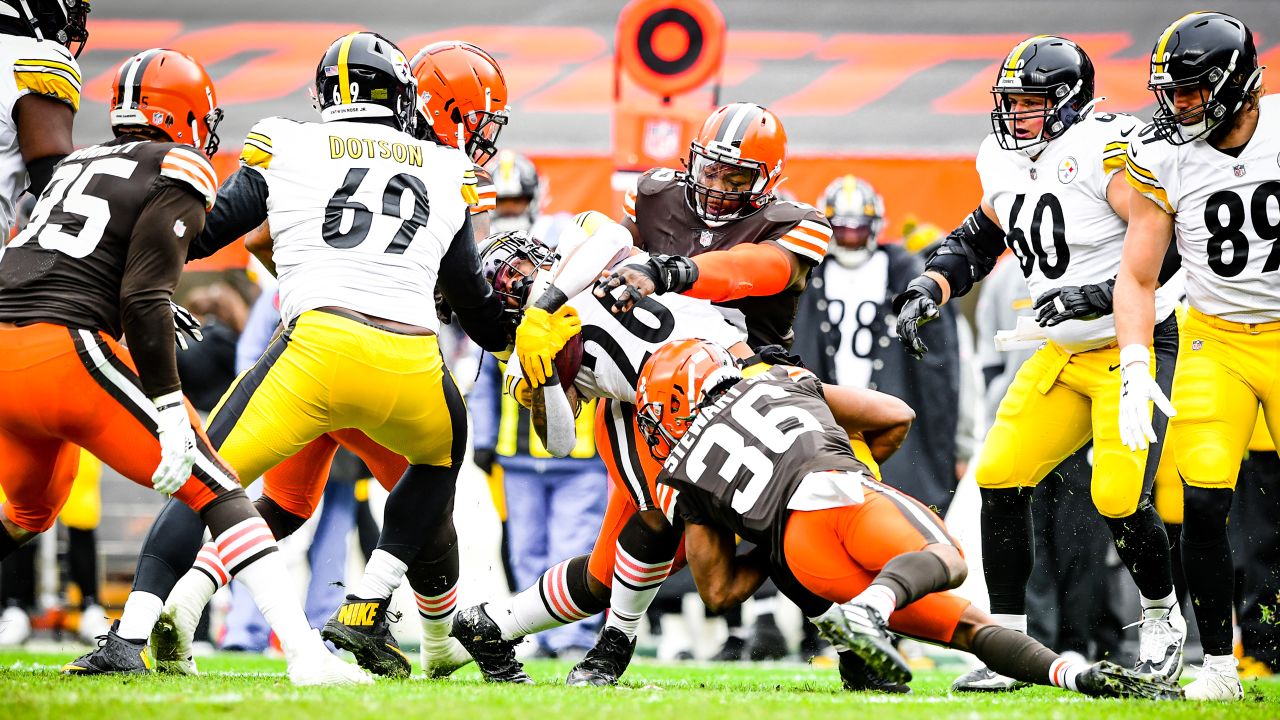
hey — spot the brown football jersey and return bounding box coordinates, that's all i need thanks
[624,168,833,349]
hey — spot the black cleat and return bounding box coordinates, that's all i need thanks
[811,602,912,686]
[565,627,636,686]
[61,620,153,675]
[321,595,411,679]
[450,604,533,684]
[1077,660,1184,700]
[711,635,745,662]
[839,651,911,694]
[746,616,790,661]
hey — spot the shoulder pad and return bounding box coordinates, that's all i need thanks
[471,163,496,214]
[160,145,219,211]
[761,198,823,224]
[12,42,82,112]
[636,167,682,196]
[239,117,291,171]
[765,200,831,264]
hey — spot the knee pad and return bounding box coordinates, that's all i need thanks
[1173,426,1243,489]
[1090,475,1142,519]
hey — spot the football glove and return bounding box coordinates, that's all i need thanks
[151,392,199,495]
[171,302,203,351]
[892,276,943,360]
[515,306,582,387]
[1033,279,1115,327]
[595,255,698,313]
[1117,344,1176,452]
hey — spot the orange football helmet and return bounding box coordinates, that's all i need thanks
[685,103,787,223]
[636,338,741,460]
[410,41,508,165]
[108,49,222,157]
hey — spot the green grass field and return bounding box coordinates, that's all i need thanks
[3,649,1278,720]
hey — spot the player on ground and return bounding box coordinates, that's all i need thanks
[640,339,1180,699]
[147,39,511,680]
[77,32,510,681]
[507,103,833,685]
[893,36,1186,691]
[2,48,366,685]
[1113,11,1274,701]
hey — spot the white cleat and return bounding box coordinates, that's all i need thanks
[421,635,473,679]
[77,604,111,646]
[0,606,31,646]
[951,664,1030,692]
[288,651,374,686]
[1185,654,1243,701]
[151,607,198,675]
[1133,606,1187,681]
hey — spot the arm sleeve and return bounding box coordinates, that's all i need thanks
[687,242,793,302]
[186,166,269,261]
[120,182,207,398]
[437,212,509,352]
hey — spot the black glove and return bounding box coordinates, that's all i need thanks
[613,254,699,295]
[171,301,203,351]
[1033,279,1115,327]
[891,276,943,360]
[434,289,454,327]
[752,344,806,368]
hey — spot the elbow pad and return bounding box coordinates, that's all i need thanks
[925,208,1006,299]
[25,154,65,198]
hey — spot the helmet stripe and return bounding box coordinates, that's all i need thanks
[336,32,359,105]
[1154,12,1207,74]
[1003,36,1045,79]
[119,48,160,111]
[715,103,762,147]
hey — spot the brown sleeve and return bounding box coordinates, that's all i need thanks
[120,181,207,398]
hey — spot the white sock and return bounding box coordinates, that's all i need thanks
[415,585,457,644]
[166,568,218,634]
[852,583,897,622]
[115,591,163,642]
[1140,589,1178,618]
[992,613,1028,634]
[352,550,408,600]
[489,585,568,641]
[604,544,672,639]
[232,551,316,661]
[1049,656,1086,691]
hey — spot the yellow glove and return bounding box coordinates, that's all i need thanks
[515,306,581,387]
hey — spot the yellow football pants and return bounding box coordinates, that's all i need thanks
[976,338,1164,519]
[1169,309,1280,490]
[206,310,467,482]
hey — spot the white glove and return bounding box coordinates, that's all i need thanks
[151,391,198,495]
[1118,344,1176,452]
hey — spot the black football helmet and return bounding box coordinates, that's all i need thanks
[1148,11,1262,145]
[478,231,557,338]
[315,31,417,133]
[990,36,1095,156]
[2,0,90,56]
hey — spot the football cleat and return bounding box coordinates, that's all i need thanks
[287,631,374,686]
[151,607,198,675]
[745,616,790,661]
[1185,655,1244,701]
[76,604,112,646]
[711,635,746,662]
[321,595,411,679]
[0,606,31,646]
[810,602,912,686]
[1132,607,1187,681]
[951,665,1030,693]
[450,604,532,684]
[839,650,911,694]
[421,634,473,679]
[1076,660,1183,700]
[565,626,636,687]
[61,620,153,675]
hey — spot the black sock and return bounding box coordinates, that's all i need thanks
[376,464,458,564]
[564,554,608,616]
[980,487,1034,615]
[0,528,20,564]
[406,517,459,600]
[874,551,952,608]
[1103,502,1174,602]
[0,541,35,608]
[253,495,308,540]
[66,527,99,608]
[970,625,1060,686]
[131,498,210,598]
[1182,486,1235,656]
[1164,522,1188,607]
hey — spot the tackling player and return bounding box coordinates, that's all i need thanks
[1113,11,1274,701]
[637,339,1180,700]
[893,36,1186,691]
[3,48,366,686]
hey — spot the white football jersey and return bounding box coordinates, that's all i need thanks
[240,116,479,328]
[505,252,747,403]
[978,111,1178,352]
[0,35,80,232]
[1126,94,1280,324]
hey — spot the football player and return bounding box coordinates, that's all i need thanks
[147,39,511,680]
[82,32,509,681]
[1113,11,1274,701]
[637,339,1180,700]
[0,48,366,685]
[0,0,87,231]
[893,36,1186,691]
[511,103,833,685]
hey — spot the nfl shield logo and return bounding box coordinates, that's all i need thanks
[699,230,714,247]
[1192,339,1203,351]
[643,119,681,160]
[152,111,166,125]
[1234,164,1247,177]
[1029,168,1038,180]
